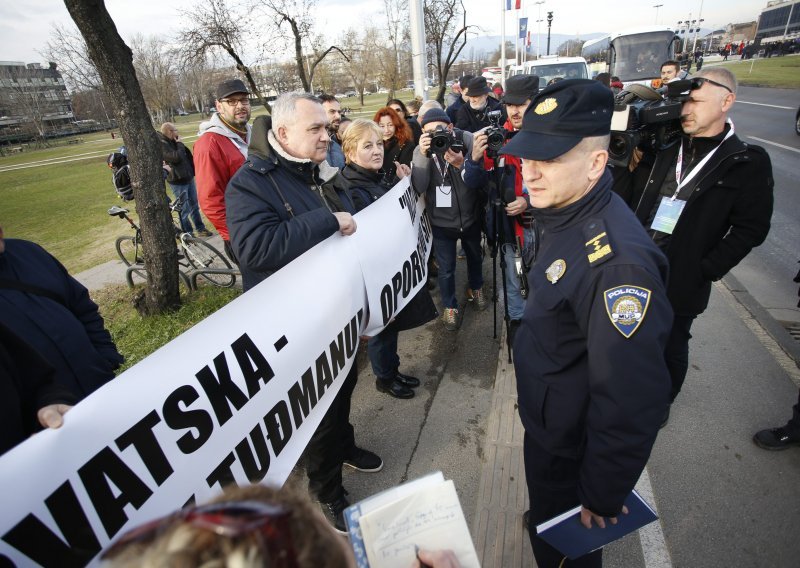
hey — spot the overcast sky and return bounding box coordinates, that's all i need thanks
[0,0,764,65]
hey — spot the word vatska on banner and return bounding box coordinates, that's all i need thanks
[0,178,428,567]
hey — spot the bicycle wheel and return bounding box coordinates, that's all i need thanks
[180,236,236,287]
[115,235,141,266]
[116,235,148,283]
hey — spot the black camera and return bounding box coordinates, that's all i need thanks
[429,125,465,155]
[484,110,506,157]
[608,80,691,168]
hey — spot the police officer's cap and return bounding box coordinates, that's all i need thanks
[502,79,613,161]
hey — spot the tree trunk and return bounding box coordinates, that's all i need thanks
[65,0,180,314]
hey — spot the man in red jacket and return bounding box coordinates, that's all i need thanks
[194,79,252,262]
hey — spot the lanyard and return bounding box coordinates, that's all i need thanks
[432,154,449,184]
[672,119,734,200]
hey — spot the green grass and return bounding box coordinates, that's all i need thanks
[705,55,800,89]
[94,283,242,371]
[0,116,215,273]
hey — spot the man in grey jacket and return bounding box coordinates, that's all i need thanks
[411,107,484,330]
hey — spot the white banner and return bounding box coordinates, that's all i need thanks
[0,179,431,567]
[350,177,432,336]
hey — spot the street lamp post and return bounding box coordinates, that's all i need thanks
[653,4,663,25]
[535,1,545,59]
[546,11,553,56]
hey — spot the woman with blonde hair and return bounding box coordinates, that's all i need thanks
[340,119,436,399]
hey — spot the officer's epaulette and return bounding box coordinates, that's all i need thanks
[583,219,615,267]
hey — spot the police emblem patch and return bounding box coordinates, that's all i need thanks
[534,97,558,115]
[545,259,566,284]
[604,285,651,338]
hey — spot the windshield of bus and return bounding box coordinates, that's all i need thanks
[528,62,588,88]
[610,31,677,81]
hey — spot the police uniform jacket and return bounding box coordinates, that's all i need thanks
[514,170,672,517]
[225,116,356,291]
[614,130,773,316]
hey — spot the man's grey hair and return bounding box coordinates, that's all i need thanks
[418,100,443,121]
[695,67,738,95]
[271,92,322,130]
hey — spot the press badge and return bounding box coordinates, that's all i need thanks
[436,185,452,207]
[650,196,686,235]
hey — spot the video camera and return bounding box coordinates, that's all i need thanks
[608,79,693,168]
[430,125,465,155]
[484,110,506,158]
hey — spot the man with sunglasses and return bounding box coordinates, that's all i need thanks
[614,68,774,423]
[195,79,253,263]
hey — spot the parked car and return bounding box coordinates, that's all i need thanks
[344,91,357,97]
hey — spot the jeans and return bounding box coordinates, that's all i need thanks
[168,179,207,234]
[433,224,483,309]
[367,328,400,382]
[500,243,525,320]
[665,314,696,402]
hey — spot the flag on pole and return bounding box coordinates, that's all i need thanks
[526,31,531,48]
[506,0,522,10]
[519,17,528,39]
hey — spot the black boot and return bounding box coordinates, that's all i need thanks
[376,378,414,399]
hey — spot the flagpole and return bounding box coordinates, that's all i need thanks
[515,8,520,65]
[501,0,507,86]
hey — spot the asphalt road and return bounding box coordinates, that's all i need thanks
[728,86,800,325]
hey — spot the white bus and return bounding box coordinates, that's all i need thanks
[582,27,680,87]
[507,56,590,89]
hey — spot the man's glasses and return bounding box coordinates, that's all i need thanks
[690,77,733,94]
[102,500,298,567]
[220,97,251,107]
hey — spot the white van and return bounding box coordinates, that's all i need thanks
[512,56,590,89]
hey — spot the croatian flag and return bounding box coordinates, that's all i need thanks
[519,17,528,39]
[506,0,522,10]
[526,31,531,47]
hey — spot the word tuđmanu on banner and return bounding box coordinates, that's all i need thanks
[0,177,431,567]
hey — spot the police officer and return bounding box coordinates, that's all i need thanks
[502,79,673,567]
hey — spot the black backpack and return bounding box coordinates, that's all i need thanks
[107,152,134,201]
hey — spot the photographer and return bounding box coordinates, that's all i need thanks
[464,74,539,342]
[411,108,481,331]
[455,76,507,133]
[613,68,774,424]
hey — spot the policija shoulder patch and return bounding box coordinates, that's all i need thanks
[604,286,651,338]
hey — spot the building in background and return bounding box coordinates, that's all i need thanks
[756,0,800,41]
[0,61,74,145]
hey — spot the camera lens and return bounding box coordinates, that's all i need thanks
[609,133,629,160]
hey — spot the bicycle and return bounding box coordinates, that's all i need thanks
[108,198,237,288]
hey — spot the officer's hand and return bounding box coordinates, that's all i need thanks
[505,195,527,217]
[333,212,357,236]
[579,505,629,529]
[444,148,465,169]
[472,131,488,162]
[395,162,411,179]
[419,132,432,157]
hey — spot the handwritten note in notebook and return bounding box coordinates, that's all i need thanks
[358,479,481,568]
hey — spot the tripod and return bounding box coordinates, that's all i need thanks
[488,159,515,363]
